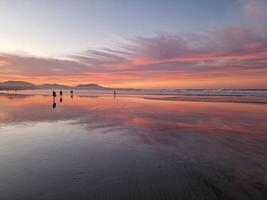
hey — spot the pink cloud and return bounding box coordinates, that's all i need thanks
[240,0,267,21]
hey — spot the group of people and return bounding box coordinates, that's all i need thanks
[52,89,117,109]
[52,90,74,109]
[52,90,73,98]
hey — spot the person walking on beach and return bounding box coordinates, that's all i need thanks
[60,90,63,96]
[113,90,116,98]
[70,90,73,98]
[52,91,56,109]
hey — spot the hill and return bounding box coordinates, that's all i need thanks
[0,81,109,90]
[38,84,71,89]
[75,84,107,90]
[0,81,37,90]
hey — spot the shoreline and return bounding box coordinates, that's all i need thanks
[143,96,267,104]
[1,92,266,105]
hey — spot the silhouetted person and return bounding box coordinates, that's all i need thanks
[113,90,116,98]
[60,97,63,103]
[60,90,63,96]
[53,90,56,98]
[70,90,73,98]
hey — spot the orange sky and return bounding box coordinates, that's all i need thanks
[1,43,266,89]
[0,70,266,89]
[1,0,267,89]
[1,27,267,89]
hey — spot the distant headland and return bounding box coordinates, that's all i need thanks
[0,81,110,90]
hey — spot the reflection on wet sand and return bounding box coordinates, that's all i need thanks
[0,94,266,200]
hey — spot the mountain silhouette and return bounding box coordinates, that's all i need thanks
[0,81,37,90]
[0,81,108,90]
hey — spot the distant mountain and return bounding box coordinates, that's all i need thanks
[0,81,110,90]
[75,84,107,90]
[38,84,71,89]
[0,81,37,90]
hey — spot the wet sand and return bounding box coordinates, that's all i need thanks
[0,94,266,200]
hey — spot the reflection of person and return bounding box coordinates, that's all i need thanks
[53,102,56,109]
[52,95,56,109]
[60,97,63,103]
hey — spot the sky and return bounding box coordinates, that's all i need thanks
[0,0,266,88]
